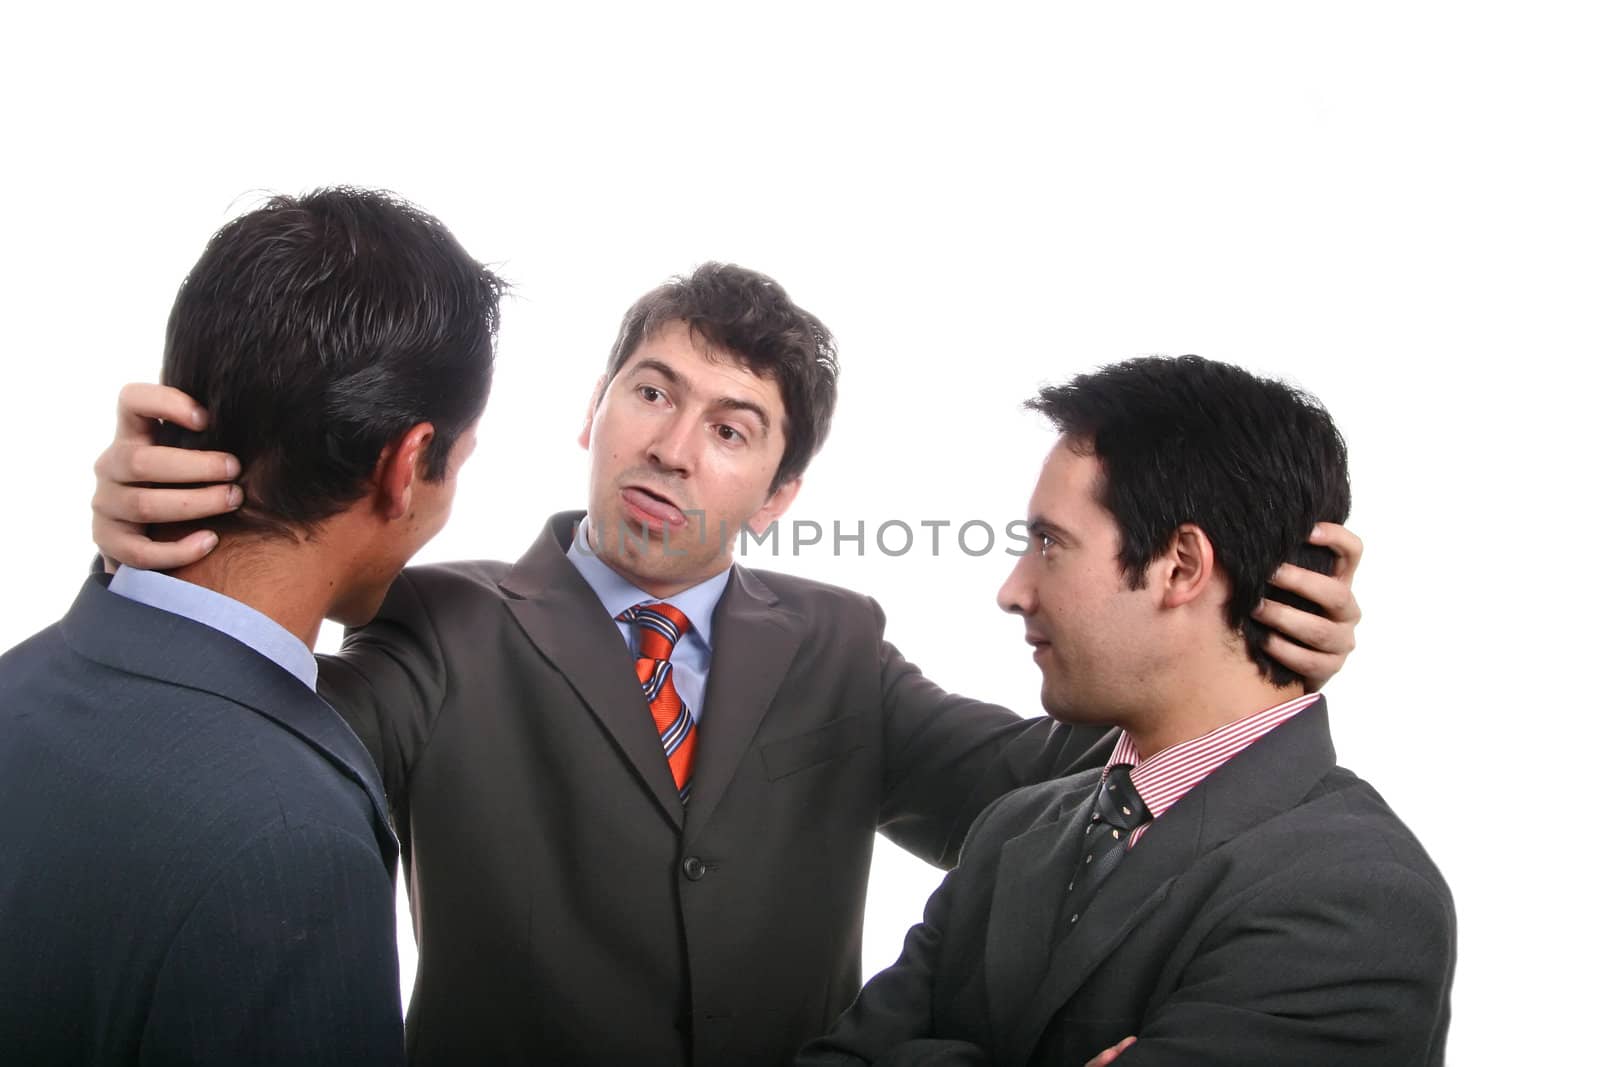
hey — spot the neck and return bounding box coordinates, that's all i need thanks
[631,570,724,599]
[168,538,338,650]
[585,520,729,599]
[1120,657,1304,759]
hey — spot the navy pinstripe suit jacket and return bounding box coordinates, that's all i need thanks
[0,576,404,1065]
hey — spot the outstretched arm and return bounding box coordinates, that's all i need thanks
[88,385,1362,693]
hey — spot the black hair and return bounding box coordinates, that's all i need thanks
[1027,355,1351,687]
[161,186,506,537]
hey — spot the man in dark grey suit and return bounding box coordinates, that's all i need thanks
[0,188,505,1064]
[798,357,1454,1066]
[90,272,1367,1065]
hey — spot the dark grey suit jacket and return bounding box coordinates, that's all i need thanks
[317,511,1111,1066]
[0,576,404,1065]
[796,699,1455,1067]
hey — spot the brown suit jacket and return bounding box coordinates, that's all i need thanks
[317,511,1111,1066]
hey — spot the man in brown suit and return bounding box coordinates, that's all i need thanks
[91,264,1364,1065]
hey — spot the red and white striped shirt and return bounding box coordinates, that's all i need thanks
[1105,692,1322,847]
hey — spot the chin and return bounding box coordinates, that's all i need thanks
[1038,681,1070,722]
[1041,698,1080,725]
[1040,687,1111,728]
[327,587,389,630]
[327,606,374,630]
[608,539,723,586]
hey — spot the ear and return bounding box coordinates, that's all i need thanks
[374,423,436,521]
[577,374,609,450]
[746,476,803,535]
[1158,523,1217,609]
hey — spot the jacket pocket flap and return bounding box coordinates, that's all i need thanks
[760,714,864,780]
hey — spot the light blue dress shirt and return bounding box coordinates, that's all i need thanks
[565,517,730,722]
[106,566,319,691]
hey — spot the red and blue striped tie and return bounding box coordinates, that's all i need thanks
[619,602,697,804]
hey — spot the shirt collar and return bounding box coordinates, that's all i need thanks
[106,565,319,690]
[1105,691,1322,822]
[565,516,731,649]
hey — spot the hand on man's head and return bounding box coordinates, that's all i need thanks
[91,382,240,572]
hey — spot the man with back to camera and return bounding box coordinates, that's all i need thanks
[797,356,1454,1067]
[90,269,1366,1065]
[0,187,505,1064]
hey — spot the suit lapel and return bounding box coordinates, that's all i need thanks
[1000,798,1198,1065]
[985,775,1100,1045]
[60,576,399,875]
[499,512,687,828]
[1001,701,1337,1064]
[682,565,803,840]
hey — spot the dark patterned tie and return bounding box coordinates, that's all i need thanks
[1058,764,1150,934]
[618,602,697,804]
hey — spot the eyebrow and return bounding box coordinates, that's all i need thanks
[1026,517,1077,544]
[627,358,772,435]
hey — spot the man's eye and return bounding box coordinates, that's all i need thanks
[639,385,664,403]
[715,425,745,444]
[1037,533,1056,555]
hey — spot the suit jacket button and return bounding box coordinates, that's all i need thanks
[682,856,707,881]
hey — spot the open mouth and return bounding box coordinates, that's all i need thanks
[620,485,688,529]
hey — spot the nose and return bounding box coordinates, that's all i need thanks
[647,411,697,476]
[997,555,1034,616]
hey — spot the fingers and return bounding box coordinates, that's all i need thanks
[92,518,220,573]
[1261,529,1364,691]
[1256,569,1360,690]
[1268,562,1361,624]
[95,442,240,487]
[1084,1036,1137,1066]
[1252,598,1352,656]
[93,382,232,574]
[1308,521,1364,581]
[117,382,210,440]
[92,481,242,528]
[1257,631,1347,691]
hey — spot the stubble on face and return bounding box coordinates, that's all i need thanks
[581,321,793,596]
[1003,441,1159,728]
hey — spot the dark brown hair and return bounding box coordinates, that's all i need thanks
[604,262,838,492]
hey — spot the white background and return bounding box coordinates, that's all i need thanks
[4,3,1595,1061]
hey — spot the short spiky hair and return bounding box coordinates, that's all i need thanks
[604,262,838,493]
[160,186,506,538]
[1027,355,1351,687]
